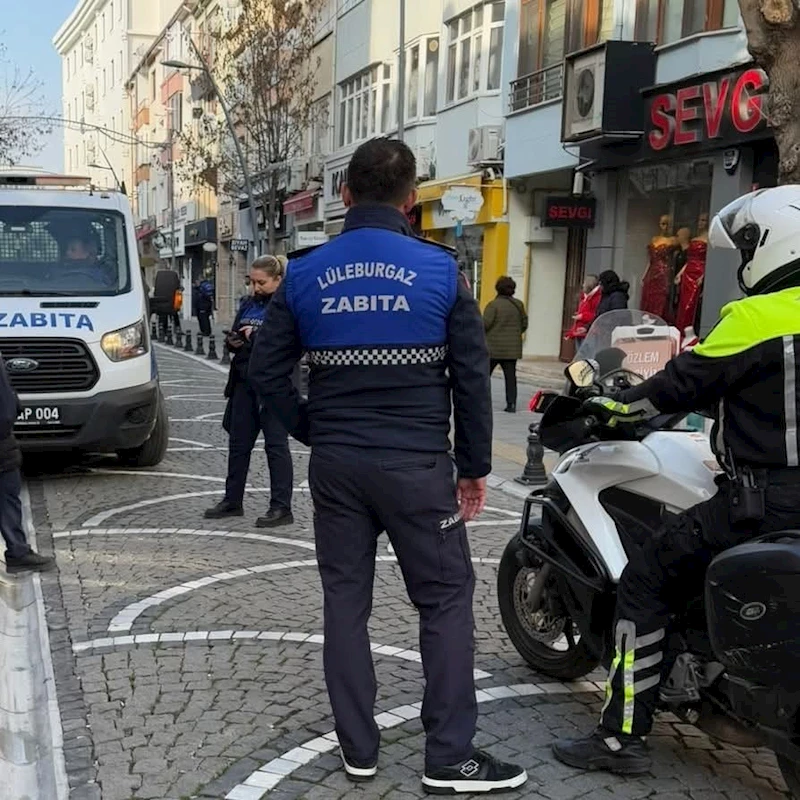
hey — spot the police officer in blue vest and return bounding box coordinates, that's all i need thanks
[248,138,527,794]
[205,255,293,527]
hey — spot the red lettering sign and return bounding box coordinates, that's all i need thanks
[674,86,702,145]
[543,197,596,228]
[731,68,766,133]
[648,94,675,151]
[646,67,767,152]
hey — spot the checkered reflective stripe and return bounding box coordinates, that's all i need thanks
[306,345,448,366]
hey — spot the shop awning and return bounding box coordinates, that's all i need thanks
[283,189,319,215]
[416,172,483,204]
[136,224,156,240]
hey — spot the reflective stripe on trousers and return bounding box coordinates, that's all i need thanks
[600,620,665,736]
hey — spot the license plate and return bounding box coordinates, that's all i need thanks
[16,406,62,427]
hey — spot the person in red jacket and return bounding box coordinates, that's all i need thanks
[565,274,601,347]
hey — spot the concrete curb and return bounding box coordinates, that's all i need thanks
[0,487,68,800]
[155,343,554,503]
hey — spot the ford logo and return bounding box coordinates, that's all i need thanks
[739,602,767,621]
[5,358,39,374]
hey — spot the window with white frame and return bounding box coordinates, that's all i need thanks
[445,1,505,105]
[406,36,440,121]
[338,65,392,148]
[311,95,331,156]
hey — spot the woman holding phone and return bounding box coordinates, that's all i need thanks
[204,255,293,527]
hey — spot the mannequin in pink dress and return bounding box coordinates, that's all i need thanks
[641,215,677,320]
[674,212,708,334]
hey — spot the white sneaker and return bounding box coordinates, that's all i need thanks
[340,748,378,782]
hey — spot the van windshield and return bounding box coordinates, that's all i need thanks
[0,207,130,296]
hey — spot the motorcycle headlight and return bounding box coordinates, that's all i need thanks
[101,320,147,361]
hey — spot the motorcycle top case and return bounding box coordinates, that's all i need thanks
[705,534,800,686]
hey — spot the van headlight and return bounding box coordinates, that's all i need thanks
[101,321,147,361]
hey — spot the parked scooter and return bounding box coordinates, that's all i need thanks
[497,309,800,796]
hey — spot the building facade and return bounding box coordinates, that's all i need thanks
[54,0,182,192]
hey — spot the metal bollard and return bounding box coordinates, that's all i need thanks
[157,323,165,343]
[174,328,184,348]
[151,320,158,341]
[195,334,205,356]
[164,319,174,346]
[206,334,218,360]
[219,343,230,366]
[514,422,548,486]
[183,330,193,352]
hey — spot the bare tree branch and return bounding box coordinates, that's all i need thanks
[0,40,52,166]
[177,0,324,251]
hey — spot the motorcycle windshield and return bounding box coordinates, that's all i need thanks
[573,310,677,383]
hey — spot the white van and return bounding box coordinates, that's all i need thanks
[0,170,168,466]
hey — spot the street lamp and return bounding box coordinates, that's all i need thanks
[163,43,261,257]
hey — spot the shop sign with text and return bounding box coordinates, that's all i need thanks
[543,196,597,228]
[644,66,768,155]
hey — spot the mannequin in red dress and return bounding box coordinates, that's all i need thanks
[641,215,677,320]
[674,212,708,334]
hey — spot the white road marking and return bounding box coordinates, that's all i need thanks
[69,630,492,681]
[165,393,228,400]
[106,555,501,633]
[155,342,231,375]
[196,411,226,418]
[226,680,602,798]
[53,528,314,549]
[169,437,214,448]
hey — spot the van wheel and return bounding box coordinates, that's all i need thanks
[117,392,169,468]
[778,755,800,798]
[497,533,599,681]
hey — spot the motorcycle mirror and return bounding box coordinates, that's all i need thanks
[565,359,598,388]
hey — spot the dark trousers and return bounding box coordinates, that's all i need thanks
[309,445,477,769]
[197,311,212,336]
[490,359,517,407]
[224,382,292,510]
[0,469,30,560]
[601,477,800,736]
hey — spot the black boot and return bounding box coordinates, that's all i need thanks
[504,404,516,413]
[6,551,56,574]
[422,750,527,794]
[255,508,294,528]
[204,499,244,519]
[552,727,651,775]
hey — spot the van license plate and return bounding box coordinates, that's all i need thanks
[16,407,61,426]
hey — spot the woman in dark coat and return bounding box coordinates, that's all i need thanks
[204,255,293,528]
[595,270,630,318]
[483,275,528,413]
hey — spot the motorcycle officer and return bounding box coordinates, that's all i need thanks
[553,185,800,774]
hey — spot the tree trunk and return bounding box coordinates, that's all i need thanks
[738,0,800,183]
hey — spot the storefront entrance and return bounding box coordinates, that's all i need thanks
[559,228,588,362]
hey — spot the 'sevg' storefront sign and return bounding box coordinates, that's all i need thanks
[645,66,768,155]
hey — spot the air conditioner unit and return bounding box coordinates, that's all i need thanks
[467,126,503,166]
[288,160,307,193]
[307,154,323,181]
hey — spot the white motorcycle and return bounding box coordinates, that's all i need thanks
[497,310,800,795]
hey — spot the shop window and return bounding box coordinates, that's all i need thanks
[621,159,713,333]
[406,37,440,121]
[338,65,392,148]
[445,2,505,105]
[634,0,739,44]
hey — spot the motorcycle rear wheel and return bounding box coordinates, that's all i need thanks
[497,534,599,682]
[778,755,800,798]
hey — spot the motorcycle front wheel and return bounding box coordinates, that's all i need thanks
[497,533,599,682]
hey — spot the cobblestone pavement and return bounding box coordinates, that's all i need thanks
[26,344,791,800]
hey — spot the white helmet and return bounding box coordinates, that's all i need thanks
[709,185,800,295]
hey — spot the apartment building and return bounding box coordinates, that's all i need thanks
[53,0,181,191]
[500,0,773,360]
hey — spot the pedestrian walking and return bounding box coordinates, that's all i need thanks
[483,276,528,413]
[0,358,55,574]
[565,273,601,349]
[204,256,293,528]
[248,137,527,794]
[596,270,630,317]
[193,278,214,337]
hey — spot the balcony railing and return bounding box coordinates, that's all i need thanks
[509,62,564,113]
